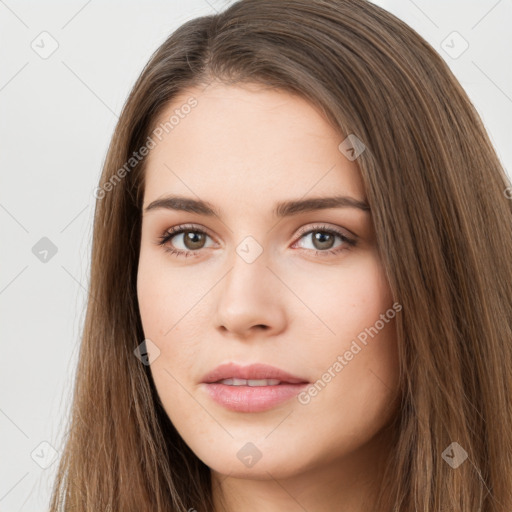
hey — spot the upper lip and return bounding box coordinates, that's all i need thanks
[201,363,309,384]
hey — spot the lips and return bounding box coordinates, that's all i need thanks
[201,362,309,385]
[200,363,310,413]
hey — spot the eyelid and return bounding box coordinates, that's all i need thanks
[166,223,214,237]
[294,222,356,240]
[159,222,355,243]
[157,223,217,247]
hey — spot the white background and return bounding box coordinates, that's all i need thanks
[1,0,511,510]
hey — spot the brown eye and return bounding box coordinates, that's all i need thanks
[157,226,214,256]
[181,231,207,250]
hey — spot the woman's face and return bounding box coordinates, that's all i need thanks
[137,82,400,482]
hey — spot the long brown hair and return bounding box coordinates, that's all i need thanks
[49,0,512,510]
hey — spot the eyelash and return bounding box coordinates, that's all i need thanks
[156,223,357,258]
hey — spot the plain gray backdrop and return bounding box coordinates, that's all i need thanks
[1,0,511,510]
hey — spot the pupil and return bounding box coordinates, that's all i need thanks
[314,231,334,250]
[185,231,205,249]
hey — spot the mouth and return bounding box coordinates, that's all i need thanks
[201,363,309,413]
[214,378,284,386]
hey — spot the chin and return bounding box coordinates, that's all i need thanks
[193,438,316,480]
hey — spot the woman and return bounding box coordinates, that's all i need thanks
[50,0,512,510]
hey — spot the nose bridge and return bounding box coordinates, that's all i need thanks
[224,234,270,297]
[234,234,266,267]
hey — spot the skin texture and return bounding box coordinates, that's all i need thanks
[137,82,401,512]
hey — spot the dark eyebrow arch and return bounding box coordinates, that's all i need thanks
[143,195,371,217]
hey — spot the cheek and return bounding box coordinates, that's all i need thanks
[136,258,203,423]
[290,249,394,343]
[136,248,194,339]
[136,250,209,381]
[292,251,399,424]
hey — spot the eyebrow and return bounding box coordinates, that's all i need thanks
[143,194,370,217]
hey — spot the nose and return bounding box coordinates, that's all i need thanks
[214,249,286,339]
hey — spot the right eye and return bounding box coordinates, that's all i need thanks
[156,225,215,257]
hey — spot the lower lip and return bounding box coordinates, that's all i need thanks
[202,382,309,413]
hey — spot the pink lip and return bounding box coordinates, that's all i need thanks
[200,363,309,413]
[201,362,308,384]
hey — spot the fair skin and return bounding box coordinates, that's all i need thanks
[137,81,401,512]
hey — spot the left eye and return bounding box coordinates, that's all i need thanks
[293,228,355,253]
[157,224,356,257]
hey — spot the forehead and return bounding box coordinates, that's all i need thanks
[143,82,365,212]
